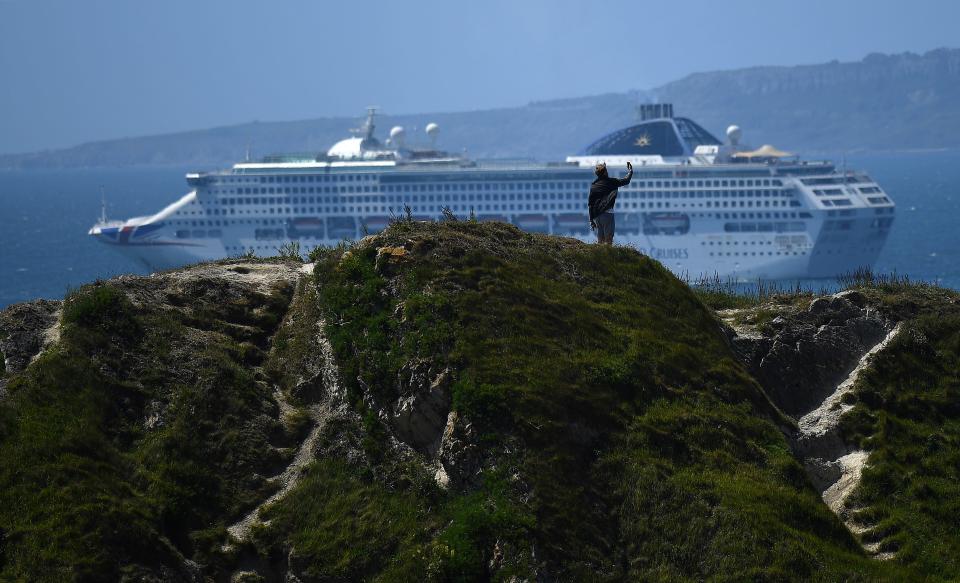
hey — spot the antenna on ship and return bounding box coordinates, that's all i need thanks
[99,185,107,224]
[245,141,252,162]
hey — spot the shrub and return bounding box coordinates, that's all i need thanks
[277,241,302,261]
[62,284,140,340]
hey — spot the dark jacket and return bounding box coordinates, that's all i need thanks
[588,169,633,220]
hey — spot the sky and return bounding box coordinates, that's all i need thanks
[0,0,958,155]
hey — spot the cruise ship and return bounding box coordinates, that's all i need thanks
[89,105,895,279]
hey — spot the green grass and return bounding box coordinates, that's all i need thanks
[0,274,297,580]
[254,454,536,582]
[840,306,960,576]
[688,273,821,311]
[836,266,936,293]
[0,329,6,376]
[255,459,437,581]
[0,285,172,579]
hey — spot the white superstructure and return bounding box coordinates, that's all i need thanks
[90,105,895,279]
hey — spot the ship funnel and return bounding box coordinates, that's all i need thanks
[637,103,673,121]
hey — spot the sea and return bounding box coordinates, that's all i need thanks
[1,151,959,308]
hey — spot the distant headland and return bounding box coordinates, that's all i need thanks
[1,48,958,169]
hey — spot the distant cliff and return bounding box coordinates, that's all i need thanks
[1,220,959,580]
[656,48,960,154]
[1,48,957,169]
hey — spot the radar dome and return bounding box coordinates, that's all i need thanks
[389,126,406,147]
[726,125,742,146]
[426,122,439,147]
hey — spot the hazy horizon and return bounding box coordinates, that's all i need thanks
[1,0,958,155]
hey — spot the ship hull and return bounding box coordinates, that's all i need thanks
[93,214,890,281]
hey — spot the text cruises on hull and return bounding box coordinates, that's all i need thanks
[89,104,895,280]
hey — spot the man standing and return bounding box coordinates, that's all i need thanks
[588,161,633,244]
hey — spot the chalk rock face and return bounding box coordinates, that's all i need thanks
[0,299,61,394]
[387,358,485,489]
[391,361,452,455]
[731,293,890,417]
[436,410,483,490]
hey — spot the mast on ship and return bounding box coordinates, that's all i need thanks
[99,185,107,225]
[353,106,378,140]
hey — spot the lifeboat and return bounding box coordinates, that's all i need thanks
[477,214,509,223]
[327,216,357,240]
[617,212,643,234]
[362,216,391,234]
[513,214,549,233]
[287,217,325,239]
[553,213,590,234]
[643,212,690,235]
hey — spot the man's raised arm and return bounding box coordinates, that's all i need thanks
[615,161,634,187]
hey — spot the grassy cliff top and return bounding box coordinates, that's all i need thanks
[280,219,886,580]
[1,219,958,580]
